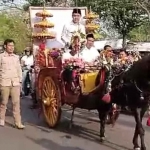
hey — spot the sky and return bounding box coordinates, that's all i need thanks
[13,0,26,5]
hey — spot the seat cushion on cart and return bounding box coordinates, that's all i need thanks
[79,71,99,93]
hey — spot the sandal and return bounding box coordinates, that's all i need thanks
[14,123,25,129]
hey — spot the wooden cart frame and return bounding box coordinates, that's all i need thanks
[30,7,87,128]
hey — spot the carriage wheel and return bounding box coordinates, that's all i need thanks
[41,76,61,128]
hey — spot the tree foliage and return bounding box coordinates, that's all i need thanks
[26,0,43,6]
[129,23,150,42]
[136,0,150,20]
[24,0,72,11]
[26,0,71,6]
[0,13,31,54]
[75,0,148,47]
[23,0,43,11]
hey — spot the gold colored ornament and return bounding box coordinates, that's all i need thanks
[34,20,54,28]
[84,7,100,38]
[32,32,55,39]
[36,10,53,17]
[32,7,55,40]
[70,30,86,44]
[86,23,99,31]
[84,11,99,19]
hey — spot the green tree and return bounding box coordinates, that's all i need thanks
[129,22,150,42]
[23,0,43,11]
[24,0,71,11]
[0,13,31,54]
[75,0,148,47]
[26,0,43,6]
[136,0,150,20]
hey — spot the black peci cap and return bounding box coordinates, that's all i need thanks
[72,8,81,15]
[86,33,95,39]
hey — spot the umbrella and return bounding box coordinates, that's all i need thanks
[46,39,64,49]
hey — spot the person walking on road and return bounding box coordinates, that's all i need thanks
[0,39,25,129]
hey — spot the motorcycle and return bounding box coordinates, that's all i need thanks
[23,65,34,96]
[24,70,31,96]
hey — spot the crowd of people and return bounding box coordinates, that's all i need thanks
[61,33,141,70]
[60,8,141,72]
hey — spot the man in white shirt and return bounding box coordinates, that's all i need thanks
[61,8,86,46]
[81,34,100,65]
[21,50,34,69]
[21,47,34,95]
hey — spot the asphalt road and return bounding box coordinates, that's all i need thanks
[1,96,150,150]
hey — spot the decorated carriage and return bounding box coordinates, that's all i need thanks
[27,6,150,150]
[30,6,109,128]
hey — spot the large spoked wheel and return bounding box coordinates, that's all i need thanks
[41,76,61,128]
